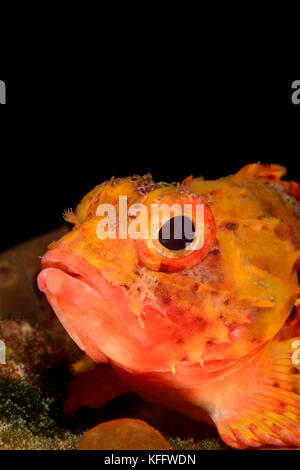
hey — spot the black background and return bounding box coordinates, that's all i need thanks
[0,76,299,250]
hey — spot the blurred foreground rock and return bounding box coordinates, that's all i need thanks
[77,418,172,450]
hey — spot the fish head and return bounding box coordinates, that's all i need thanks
[38,169,300,374]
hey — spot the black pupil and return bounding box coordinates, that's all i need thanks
[158,216,195,251]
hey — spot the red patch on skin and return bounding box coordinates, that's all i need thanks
[272,424,283,433]
[206,338,215,346]
[193,317,207,330]
[219,222,238,231]
[168,305,185,317]
[225,222,238,231]
[250,439,260,448]
[159,262,175,273]
[161,295,171,305]
[288,423,299,432]
[192,283,199,294]
[249,424,257,432]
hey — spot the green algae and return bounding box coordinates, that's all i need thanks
[0,375,83,450]
[0,419,81,450]
[166,436,225,450]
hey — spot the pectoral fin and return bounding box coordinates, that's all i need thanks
[212,337,300,449]
[64,364,130,417]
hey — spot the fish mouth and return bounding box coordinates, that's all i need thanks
[37,248,150,364]
[39,248,113,302]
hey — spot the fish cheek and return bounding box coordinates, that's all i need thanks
[140,293,206,363]
[159,298,213,361]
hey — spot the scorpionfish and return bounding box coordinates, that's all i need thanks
[38,164,300,449]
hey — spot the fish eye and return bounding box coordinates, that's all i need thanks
[136,191,216,272]
[158,216,195,251]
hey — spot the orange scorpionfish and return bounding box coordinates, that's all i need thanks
[38,164,300,449]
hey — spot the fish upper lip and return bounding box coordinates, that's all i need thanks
[40,248,105,293]
[42,259,85,282]
[42,252,83,276]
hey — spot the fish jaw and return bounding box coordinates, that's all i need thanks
[38,248,152,367]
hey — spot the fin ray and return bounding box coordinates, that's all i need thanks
[212,337,300,448]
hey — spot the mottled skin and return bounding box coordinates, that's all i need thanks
[38,164,300,449]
